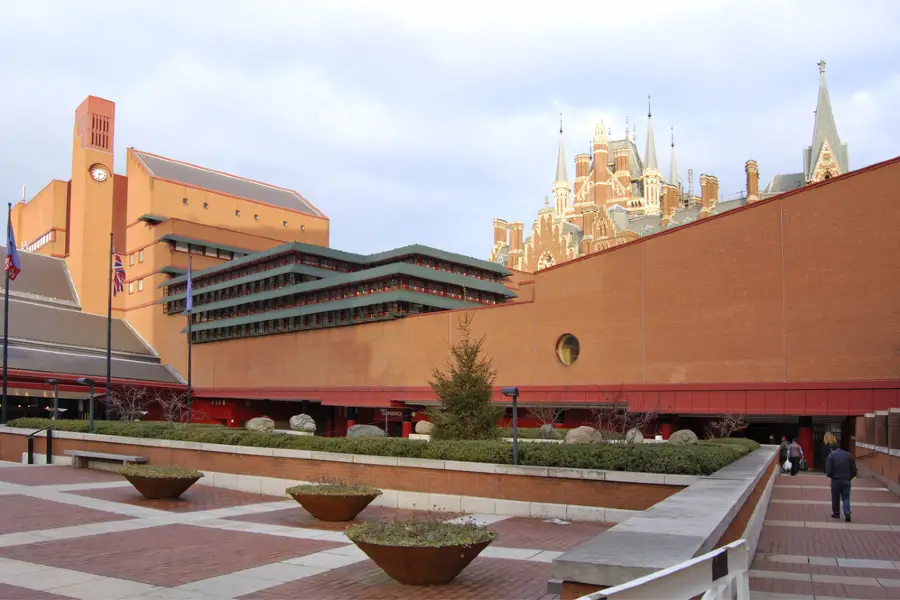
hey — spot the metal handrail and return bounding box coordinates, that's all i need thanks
[26,425,53,465]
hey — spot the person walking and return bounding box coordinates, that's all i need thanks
[823,432,837,465]
[788,438,804,476]
[779,436,790,474]
[824,443,857,522]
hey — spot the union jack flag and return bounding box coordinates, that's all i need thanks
[112,249,126,296]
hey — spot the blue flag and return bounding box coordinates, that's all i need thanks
[5,220,21,281]
[185,262,193,313]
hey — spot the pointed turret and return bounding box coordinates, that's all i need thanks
[669,126,679,187]
[804,60,848,182]
[555,114,568,183]
[552,114,571,215]
[644,96,659,171]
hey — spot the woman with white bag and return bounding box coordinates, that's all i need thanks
[787,438,805,476]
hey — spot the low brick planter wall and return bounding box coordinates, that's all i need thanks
[0,427,695,522]
[855,438,900,496]
[549,446,778,598]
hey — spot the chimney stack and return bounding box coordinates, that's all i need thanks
[493,218,508,246]
[745,160,760,203]
[508,222,524,253]
[660,183,679,228]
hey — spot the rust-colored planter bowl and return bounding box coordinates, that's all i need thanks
[353,540,493,585]
[289,493,378,521]
[124,475,201,500]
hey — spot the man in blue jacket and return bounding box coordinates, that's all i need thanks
[824,444,858,522]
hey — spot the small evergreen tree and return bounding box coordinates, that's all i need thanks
[426,313,502,440]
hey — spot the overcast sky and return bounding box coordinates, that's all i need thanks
[1,1,898,259]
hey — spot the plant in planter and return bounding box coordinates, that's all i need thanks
[346,515,497,585]
[120,464,204,500]
[286,480,382,522]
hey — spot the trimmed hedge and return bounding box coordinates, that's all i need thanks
[6,419,759,476]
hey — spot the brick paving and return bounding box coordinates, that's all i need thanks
[69,484,284,513]
[0,524,344,586]
[751,472,900,599]
[487,517,609,552]
[0,462,582,599]
[225,504,425,531]
[0,466,120,486]
[239,557,558,600]
[0,495,130,535]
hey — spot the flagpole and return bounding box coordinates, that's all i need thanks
[186,255,193,423]
[105,233,113,420]
[1,202,12,425]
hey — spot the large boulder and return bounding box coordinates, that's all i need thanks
[668,429,699,445]
[414,420,434,435]
[347,424,386,438]
[246,417,275,433]
[289,414,317,433]
[625,428,645,444]
[540,423,562,439]
[564,426,603,444]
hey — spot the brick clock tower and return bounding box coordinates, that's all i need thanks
[67,96,117,315]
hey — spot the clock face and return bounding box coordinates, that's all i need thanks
[90,166,109,182]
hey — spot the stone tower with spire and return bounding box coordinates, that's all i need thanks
[642,96,662,216]
[552,116,571,217]
[761,60,850,198]
[804,60,849,183]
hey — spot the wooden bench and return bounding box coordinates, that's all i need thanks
[64,450,149,469]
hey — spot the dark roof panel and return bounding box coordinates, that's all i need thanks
[0,298,154,356]
[133,151,323,217]
[7,345,181,384]
[0,247,78,305]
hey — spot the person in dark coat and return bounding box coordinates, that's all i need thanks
[778,436,790,474]
[824,444,858,522]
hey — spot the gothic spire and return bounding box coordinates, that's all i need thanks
[805,60,848,179]
[644,95,659,171]
[554,113,568,182]
[669,126,679,186]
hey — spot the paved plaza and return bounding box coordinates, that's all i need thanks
[0,462,608,599]
[751,472,900,600]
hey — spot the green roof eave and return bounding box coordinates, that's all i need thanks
[160,263,338,299]
[181,290,481,333]
[159,266,187,277]
[158,234,253,258]
[138,214,169,224]
[160,261,515,309]
[164,242,297,286]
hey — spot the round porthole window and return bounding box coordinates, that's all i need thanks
[555,334,580,366]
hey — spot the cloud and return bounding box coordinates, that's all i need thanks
[1,1,899,257]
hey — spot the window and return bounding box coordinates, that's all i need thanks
[205,247,217,258]
[182,197,189,205]
[219,250,233,260]
[138,249,144,263]
[129,254,134,266]
[128,282,135,294]
[138,279,144,292]
[23,231,55,253]
[254,214,259,221]
[282,220,288,227]
[555,334,580,366]
[235,209,241,217]
[203,202,209,209]
[174,241,188,253]
[300,225,305,231]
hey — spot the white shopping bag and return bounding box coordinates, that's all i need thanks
[783,459,792,471]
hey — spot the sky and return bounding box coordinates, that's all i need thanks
[1,0,899,259]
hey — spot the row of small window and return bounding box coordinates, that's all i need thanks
[189,302,436,344]
[128,249,145,266]
[180,197,306,230]
[127,278,146,294]
[23,231,55,253]
[172,241,235,260]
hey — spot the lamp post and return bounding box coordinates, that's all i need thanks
[45,379,59,420]
[501,387,520,466]
[76,378,95,433]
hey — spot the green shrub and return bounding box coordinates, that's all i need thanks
[120,464,203,479]
[346,516,496,547]
[286,483,382,496]
[8,418,756,476]
[498,427,572,439]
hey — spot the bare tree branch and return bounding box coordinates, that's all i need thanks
[705,414,749,439]
[526,406,563,427]
[105,385,152,421]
